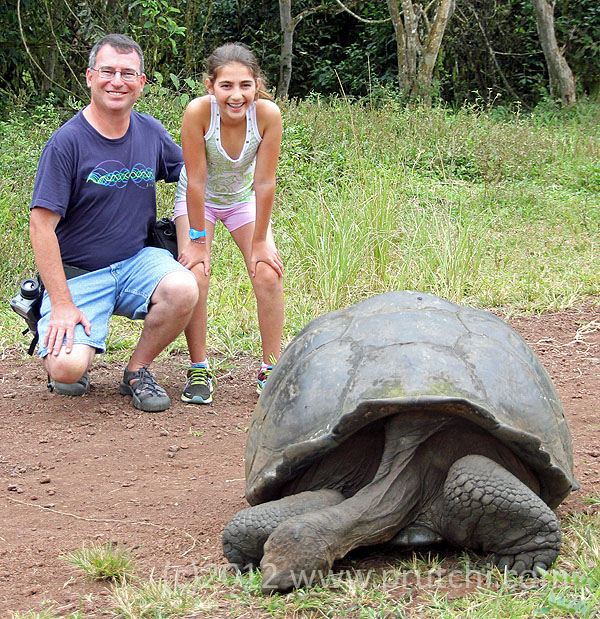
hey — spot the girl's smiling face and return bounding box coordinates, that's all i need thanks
[206,62,259,121]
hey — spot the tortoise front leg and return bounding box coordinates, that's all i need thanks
[441,454,562,574]
[222,489,344,570]
[259,469,426,592]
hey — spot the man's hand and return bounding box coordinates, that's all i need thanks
[44,302,92,356]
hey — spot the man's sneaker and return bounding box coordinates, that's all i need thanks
[256,355,277,395]
[119,366,171,412]
[52,373,90,396]
[181,365,216,405]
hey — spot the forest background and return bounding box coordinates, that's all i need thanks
[3,0,600,111]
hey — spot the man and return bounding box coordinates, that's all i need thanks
[29,34,198,412]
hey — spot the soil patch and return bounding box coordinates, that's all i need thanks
[1,302,600,615]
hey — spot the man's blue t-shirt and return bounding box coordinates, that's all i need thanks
[31,110,182,271]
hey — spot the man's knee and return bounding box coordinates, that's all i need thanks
[44,345,94,383]
[153,270,199,310]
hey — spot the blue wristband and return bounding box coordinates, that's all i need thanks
[189,228,207,240]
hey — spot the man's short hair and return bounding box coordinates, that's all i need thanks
[88,34,144,74]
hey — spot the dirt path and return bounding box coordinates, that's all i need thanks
[1,302,599,615]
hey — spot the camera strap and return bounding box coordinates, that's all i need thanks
[27,333,38,356]
[28,263,91,356]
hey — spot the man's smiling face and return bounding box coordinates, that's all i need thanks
[86,44,146,118]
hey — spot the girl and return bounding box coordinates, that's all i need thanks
[175,43,284,404]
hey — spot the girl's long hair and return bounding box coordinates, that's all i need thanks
[206,43,272,100]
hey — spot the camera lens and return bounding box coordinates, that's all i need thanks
[20,278,40,300]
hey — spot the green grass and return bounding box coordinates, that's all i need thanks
[2,95,598,358]
[108,575,221,617]
[61,541,136,583]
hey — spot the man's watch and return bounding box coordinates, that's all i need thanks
[189,228,206,240]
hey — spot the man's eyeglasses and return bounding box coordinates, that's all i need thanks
[89,67,141,82]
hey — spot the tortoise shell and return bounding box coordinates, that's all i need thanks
[246,291,576,509]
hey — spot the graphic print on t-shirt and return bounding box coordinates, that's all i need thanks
[86,160,156,189]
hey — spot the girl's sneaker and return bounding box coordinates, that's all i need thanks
[256,355,277,395]
[181,365,216,405]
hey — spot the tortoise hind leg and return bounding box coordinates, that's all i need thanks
[441,454,561,574]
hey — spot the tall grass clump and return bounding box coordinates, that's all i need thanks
[61,541,136,582]
[285,168,488,318]
[1,95,599,358]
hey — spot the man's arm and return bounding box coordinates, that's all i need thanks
[29,206,91,356]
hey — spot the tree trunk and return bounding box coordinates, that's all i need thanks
[41,47,56,97]
[278,0,294,98]
[386,0,408,91]
[400,0,418,86]
[387,0,454,100]
[278,2,333,98]
[414,0,455,102]
[184,0,199,72]
[531,0,576,106]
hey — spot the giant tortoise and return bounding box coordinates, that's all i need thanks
[222,291,577,592]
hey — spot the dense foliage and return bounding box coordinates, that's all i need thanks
[2,0,599,111]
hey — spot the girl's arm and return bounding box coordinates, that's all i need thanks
[251,99,283,278]
[178,96,211,273]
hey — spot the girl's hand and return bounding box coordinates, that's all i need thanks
[250,238,284,278]
[178,240,211,276]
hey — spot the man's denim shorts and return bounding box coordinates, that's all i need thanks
[37,247,190,358]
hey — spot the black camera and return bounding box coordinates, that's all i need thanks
[10,277,43,336]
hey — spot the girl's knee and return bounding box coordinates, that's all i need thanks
[191,265,211,296]
[252,262,283,301]
[252,263,283,295]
